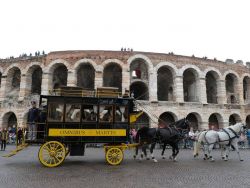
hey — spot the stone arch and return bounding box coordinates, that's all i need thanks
[186,112,202,130]
[243,75,250,102]
[25,64,43,95]
[2,111,18,129]
[49,63,68,89]
[179,65,203,78]
[157,65,175,101]
[5,66,21,97]
[154,62,178,75]
[131,111,150,129]
[208,113,223,130]
[159,111,178,126]
[103,62,122,91]
[225,72,239,104]
[46,59,71,73]
[76,63,95,89]
[127,54,154,74]
[129,58,149,82]
[206,71,220,104]
[74,59,98,71]
[3,63,23,76]
[183,68,200,102]
[102,59,124,72]
[130,81,149,100]
[229,113,242,126]
[246,115,250,129]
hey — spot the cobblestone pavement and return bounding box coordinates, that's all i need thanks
[1,145,250,188]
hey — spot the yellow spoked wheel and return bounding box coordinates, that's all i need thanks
[38,141,66,167]
[105,147,123,166]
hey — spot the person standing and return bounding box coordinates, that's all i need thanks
[188,127,195,149]
[17,127,23,145]
[27,101,39,140]
[1,128,9,151]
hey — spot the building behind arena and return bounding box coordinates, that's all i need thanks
[0,50,250,130]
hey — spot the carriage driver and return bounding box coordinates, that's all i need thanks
[28,101,39,140]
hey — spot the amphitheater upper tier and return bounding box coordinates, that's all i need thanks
[0,50,250,130]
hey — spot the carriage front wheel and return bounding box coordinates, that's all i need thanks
[38,141,66,167]
[105,147,124,165]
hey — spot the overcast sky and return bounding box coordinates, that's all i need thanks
[0,0,249,62]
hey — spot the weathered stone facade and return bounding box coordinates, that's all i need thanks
[0,50,250,130]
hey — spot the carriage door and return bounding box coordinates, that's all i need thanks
[64,98,82,143]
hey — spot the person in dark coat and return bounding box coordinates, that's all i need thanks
[1,128,9,151]
[17,127,23,145]
[27,101,39,140]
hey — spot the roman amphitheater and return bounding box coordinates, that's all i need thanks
[0,50,250,130]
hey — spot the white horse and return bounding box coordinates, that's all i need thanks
[193,122,247,162]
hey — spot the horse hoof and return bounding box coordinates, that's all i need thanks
[203,158,207,160]
[210,159,215,162]
[146,158,150,160]
[153,159,158,163]
[173,159,177,162]
[240,159,244,162]
[222,157,225,160]
[169,156,173,160]
[133,155,136,159]
[162,156,166,159]
[224,159,228,161]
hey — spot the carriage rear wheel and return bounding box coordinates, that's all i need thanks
[105,147,124,165]
[38,141,66,167]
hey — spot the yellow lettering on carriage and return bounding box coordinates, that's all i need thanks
[49,129,126,137]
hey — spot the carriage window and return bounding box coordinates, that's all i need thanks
[48,103,64,122]
[65,104,81,122]
[115,106,128,122]
[99,105,113,122]
[82,105,97,122]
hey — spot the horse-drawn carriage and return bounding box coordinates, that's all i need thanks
[4,87,143,167]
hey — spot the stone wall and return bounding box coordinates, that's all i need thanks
[0,50,250,130]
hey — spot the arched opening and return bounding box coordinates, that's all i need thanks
[183,68,199,102]
[130,81,149,100]
[103,63,122,91]
[246,115,250,129]
[131,112,150,129]
[186,113,200,131]
[243,76,250,102]
[229,114,241,126]
[130,59,148,81]
[6,67,21,97]
[52,65,68,89]
[157,66,174,101]
[31,67,42,94]
[2,112,17,129]
[225,73,238,103]
[159,112,176,126]
[206,71,219,104]
[77,64,95,89]
[208,113,223,130]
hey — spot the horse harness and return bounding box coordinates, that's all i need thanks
[203,128,239,145]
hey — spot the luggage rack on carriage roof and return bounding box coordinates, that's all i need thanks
[48,86,125,98]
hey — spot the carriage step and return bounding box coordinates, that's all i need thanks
[2,144,29,157]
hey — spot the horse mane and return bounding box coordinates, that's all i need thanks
[169,118,186,128]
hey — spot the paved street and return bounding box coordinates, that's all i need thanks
[0,145,250,188]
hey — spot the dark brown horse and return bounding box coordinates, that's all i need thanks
[133,118,190,162]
